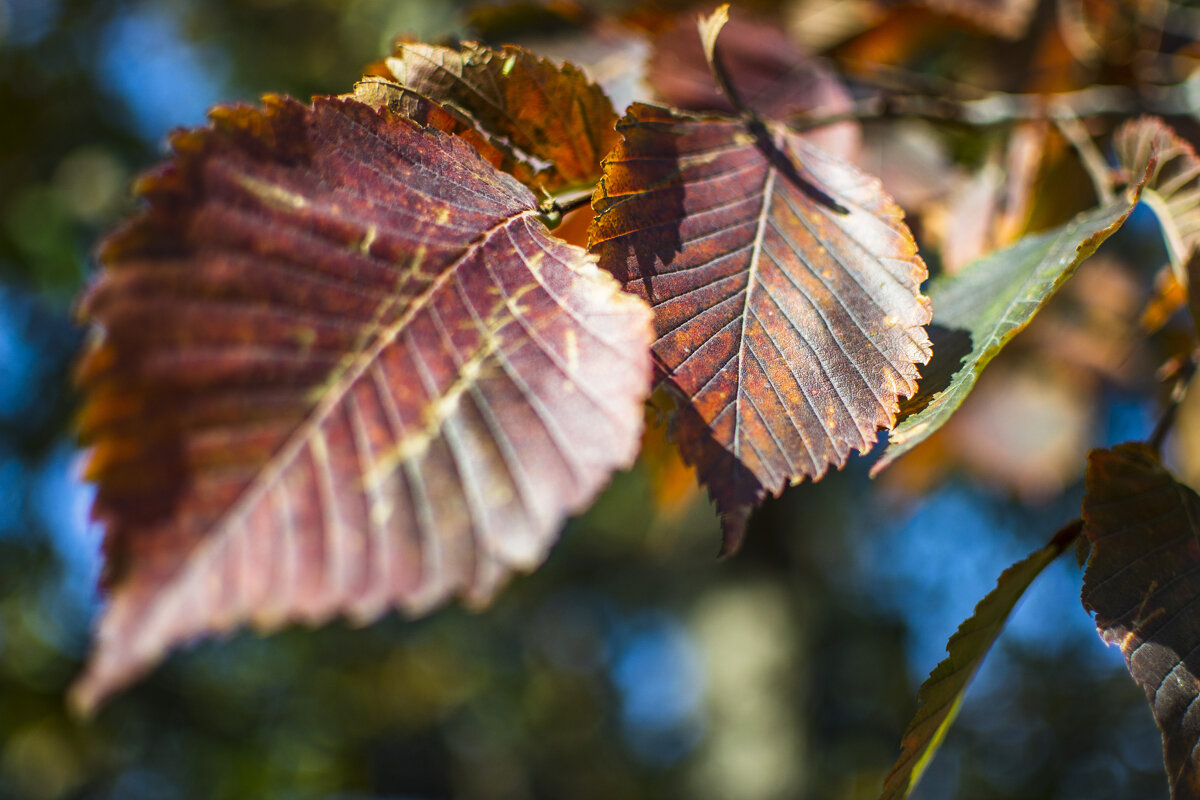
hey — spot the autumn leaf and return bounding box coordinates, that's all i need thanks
[357,41,618,193]
[1081,443,1200,800]
[872,175,1148,476]
[916,0,1038,39]
[1117,117,1200,271]
[72,95,653,712]
[880,521,1079,800]
[647,9,860,160]
[590,102,931,548]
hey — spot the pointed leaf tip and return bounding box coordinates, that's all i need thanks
[880,526,1074,799]
[872,175,1149,476]
[697,4,731,67]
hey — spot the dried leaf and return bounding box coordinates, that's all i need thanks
[880,522,1078,800]
[360,41,618,192]
[590,103,931,548]
[72,95,653,711]
[873,178,1147,476]
[648,9,860,160]
[1116,117,1200,275]
[914,0,1039,39]
[1082,443,1200,800]
[697,4,731,71]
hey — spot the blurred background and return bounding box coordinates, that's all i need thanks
[0,0,1190,798]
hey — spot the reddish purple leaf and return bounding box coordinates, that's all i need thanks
[590,103,931,547]
[72,95,653,711]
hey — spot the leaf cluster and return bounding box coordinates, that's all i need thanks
[67,2,1200,798]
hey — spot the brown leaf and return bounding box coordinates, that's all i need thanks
[913,0,1038,39]
[590,103,931,547]
[648,9,860,160]
[1116,116,1200,271]
[1082,443,1200,799]
[72,95,654,711]
[359,41,618,192]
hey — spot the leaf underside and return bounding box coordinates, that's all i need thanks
[590,103,931,546]
[1082,444,1200,800]
[880,527,1074,800]
[872,179,1147,475]
[360,41,618,192]
[647,10,860,160]
[73,95,653,711]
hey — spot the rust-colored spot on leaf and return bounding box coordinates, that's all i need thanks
[356,41,618,192]
[73,95,653,712]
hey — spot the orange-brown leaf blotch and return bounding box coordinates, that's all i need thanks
[73,95,653,711]
[360,42,618,193]
[1082,443,1200,800]
[590,104,931,546]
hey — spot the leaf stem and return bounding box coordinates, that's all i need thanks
[1148,350,1198,453]
[538,188,593,228]
[1049,517,1084,553]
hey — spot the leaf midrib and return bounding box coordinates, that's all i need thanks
[735,147,777,461]
[168,207,540,580]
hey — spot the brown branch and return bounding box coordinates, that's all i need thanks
[1148,350,1199,453]
[788,80,1197,133]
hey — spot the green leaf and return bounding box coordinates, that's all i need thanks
[871,180,1146,476]
[879,523,1078,800]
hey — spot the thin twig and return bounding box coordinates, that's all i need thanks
[788,80,1199,133]
[1148,350,1199,453]
[1050,109,1116,203]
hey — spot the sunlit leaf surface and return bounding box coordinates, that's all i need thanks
[1082,443,1200,800]
[880,523,1076,800]
[359,41,618,192]
[873,179,1146,475]
[73,95,653,711]
[590,103,931,547]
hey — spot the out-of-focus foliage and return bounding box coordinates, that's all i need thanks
[0,0,1194,798]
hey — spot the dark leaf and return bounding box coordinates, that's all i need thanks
[880,522,1078,800]
[1082,443,1200,800]
[648,8,860,160]
[590,103,931,548]
[872,177,1148,475]
[358,41,618,192]
[72,95,653,711]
